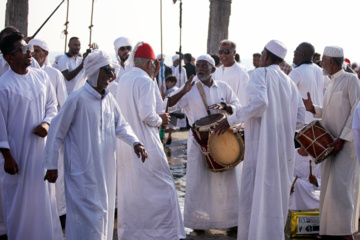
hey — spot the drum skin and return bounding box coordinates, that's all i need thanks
[193,113,244,172]
[296,120,334,164]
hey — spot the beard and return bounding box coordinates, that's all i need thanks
[198,72,212,81]
[322,68,330,76]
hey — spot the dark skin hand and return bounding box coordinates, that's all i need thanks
[309,175,319,187]
[134,144,148,163]
[44,169,58,183]
[208,102,233,114]
[327,138,345,155]
[33,122,50,138]
[1,149,19,175]
[159,113,171,126]
[213,118,230,136]
[302,92,316,114]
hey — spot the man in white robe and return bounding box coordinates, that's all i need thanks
[168,54,242,230]
[303,46,360,240]
[0,32,62,240]
[113,36,133,83]
[29,38,68,219]
[289,42,327,124]
[116,42,186,240]
[289,146,321,211]
[215,40,305,240]
[214,40,249,106]
[58,37,86,95]
[172,55,188,128]
[43,50,146,240]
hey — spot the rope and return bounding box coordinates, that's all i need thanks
[63,0,69,53]
[89,0,95,48]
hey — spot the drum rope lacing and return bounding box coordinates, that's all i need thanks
[300,124,332,159]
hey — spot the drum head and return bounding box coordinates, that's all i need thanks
[195,113,225,128]
[208,128,244,166]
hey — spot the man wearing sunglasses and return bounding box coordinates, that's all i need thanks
[58,37,86,95]
[113,36,133,83]
[0,32,62,240]
[214,40,249,107]
[44,49,146,240]
[0,26,40,77]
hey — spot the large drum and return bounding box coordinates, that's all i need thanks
[192,113,245,172]
[295,120,335,164]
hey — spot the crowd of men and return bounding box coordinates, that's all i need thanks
[0,25,360,240]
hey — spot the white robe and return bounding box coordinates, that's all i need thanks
[313,69,360,235]
[214,62,249,106]
[42,64,68,216]
[0,68,62,240]
[116,67,185,240]
[172,77,242,229]
[288,150,321,211]
[58,54,85,95]
[43,82,139,240]
[226,65,305,240]
[288,63,326,124]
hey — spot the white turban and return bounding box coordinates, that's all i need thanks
[196,54,215,67]
[113,37,132,62]
[28,38,50,66]
[172,55,179,63]
[84,49,114,87]
[265,40,287,60]
[323,46,344,57]
[157,54,166,60]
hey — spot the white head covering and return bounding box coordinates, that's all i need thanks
[172,55,179,63]
[113,37,132,63]
[265,40,287,60]
[84,49,114,87]
[323,46,344,57]
[196,54,215,67]
[28,38,50,66]
[157,54,166,60]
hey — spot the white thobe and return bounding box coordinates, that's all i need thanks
[289,63,326,124]
[42,64,68,216]
[116,67,185,240]
[313,69,360,235]
[289,150,321,211]
[43,82,139,240]
[172,65,187,88]
[214,62,249,106]
[0,68,62,240]
[172,77,242,229]
[114,64,132,83]
[58,54,85,94]
[226,65,305,240]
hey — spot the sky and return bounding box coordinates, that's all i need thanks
[1,0,360,69]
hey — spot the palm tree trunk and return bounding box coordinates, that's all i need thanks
[5,0,29,36]
[207,0,232,54]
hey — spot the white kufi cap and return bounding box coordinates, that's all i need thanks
[265,40,287,60]
[323,46,344,57]
[157,54,166,60]
[196,54,215,67]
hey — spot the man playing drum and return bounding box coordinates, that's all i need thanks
[303,46,360,240]
[168,54,241,232]
[214,40,305,240]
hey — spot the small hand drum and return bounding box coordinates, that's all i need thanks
[295,120,335,164]
[193,114,244,172]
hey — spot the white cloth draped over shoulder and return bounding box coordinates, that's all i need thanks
[44,82,139,240]
[214,62,249,106]
[288,63,326,124]
[226,65,305,240]
[170,77,242,229]
[0,68,62,240]
[313,69,360,235]
[115,67,185,240]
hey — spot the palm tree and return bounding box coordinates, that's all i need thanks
[207,0,232,54]
[5,0,29,36]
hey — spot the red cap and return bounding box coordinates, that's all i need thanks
[134,43,156,60]
[345,58,351,66]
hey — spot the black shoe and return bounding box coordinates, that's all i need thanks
[166,138,172,145]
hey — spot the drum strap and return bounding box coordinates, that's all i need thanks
[196,81,211,115]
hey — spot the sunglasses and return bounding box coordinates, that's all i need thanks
[119,46,132,51]
[9,44,34,55]
[101,66,115,76]
[218,49,232,55]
